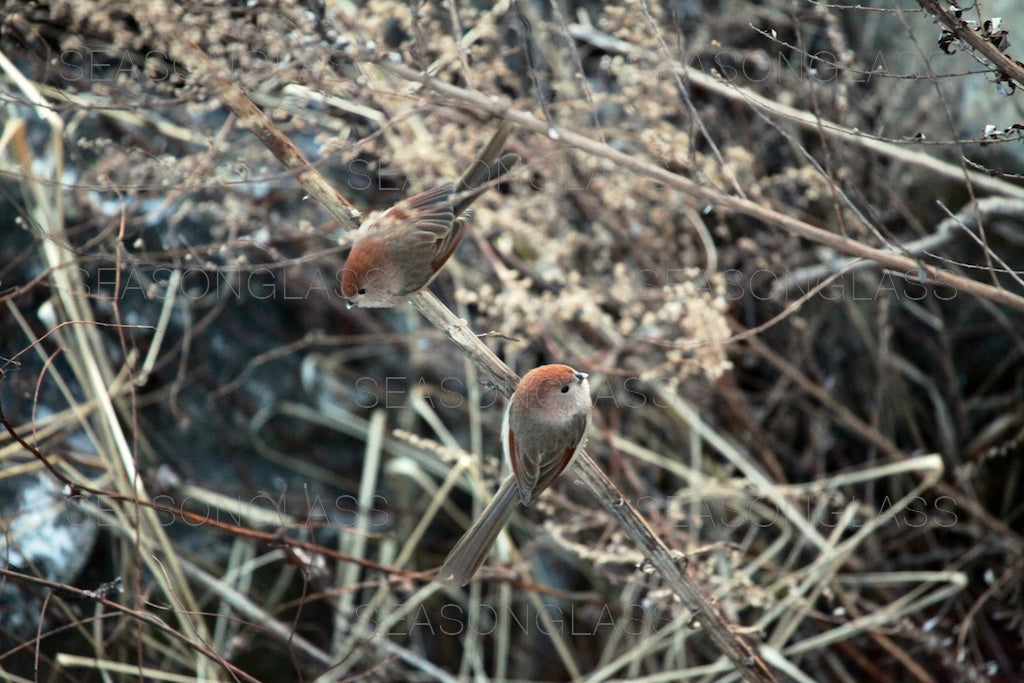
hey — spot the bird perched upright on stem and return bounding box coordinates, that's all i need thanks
[437,364,592,586]
[340,121,516,308]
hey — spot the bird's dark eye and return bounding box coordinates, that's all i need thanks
[358,288,366,295]
[561,385,569,393]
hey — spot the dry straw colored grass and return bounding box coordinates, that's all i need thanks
[1,1,1023,681]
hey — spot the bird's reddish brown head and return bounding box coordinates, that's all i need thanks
[340,238,392,308]
[515,364,590,416]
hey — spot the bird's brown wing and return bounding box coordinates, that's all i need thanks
[428,213,468,274]
[388,182,462,275]
[371,182,455,244]
[364,183,458,294]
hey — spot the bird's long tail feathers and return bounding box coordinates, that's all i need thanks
[453,120,519,217]
[435,475,520,586]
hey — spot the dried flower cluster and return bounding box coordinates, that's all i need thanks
[2,1,1023,681]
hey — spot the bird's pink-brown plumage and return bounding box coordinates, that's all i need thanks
[436,364,591,586]
[340,121,517,308]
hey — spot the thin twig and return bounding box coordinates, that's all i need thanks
[371,60,1024,315]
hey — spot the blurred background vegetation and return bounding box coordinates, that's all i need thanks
[1,1,1023,680]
